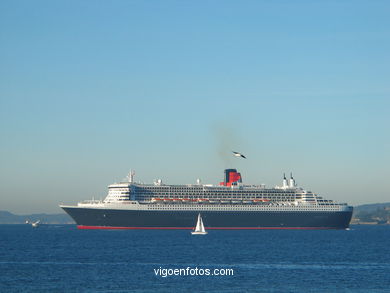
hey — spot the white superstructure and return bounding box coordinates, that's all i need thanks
[73,170,351,214]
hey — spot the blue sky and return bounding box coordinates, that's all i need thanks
[0,0,389,213]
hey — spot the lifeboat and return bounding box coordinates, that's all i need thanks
[151,198,163,202]
[253,199,270,203]
[198,198,209,202]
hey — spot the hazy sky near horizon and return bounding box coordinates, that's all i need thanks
[1,0,389,214]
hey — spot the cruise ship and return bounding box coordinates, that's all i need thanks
[60,169,353,229]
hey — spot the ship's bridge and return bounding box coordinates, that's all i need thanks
[104,183,132,203]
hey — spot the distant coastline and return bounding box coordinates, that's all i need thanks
[1,202,389,225]
[350,202,390,225]
[0,210,74,224]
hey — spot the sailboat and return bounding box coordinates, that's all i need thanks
[31,220,40,228]
[191,213,208,235]
[26,220,40,228]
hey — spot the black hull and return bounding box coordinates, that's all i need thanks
[62,207,353,229]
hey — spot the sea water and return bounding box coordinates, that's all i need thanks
[0,225,389,292]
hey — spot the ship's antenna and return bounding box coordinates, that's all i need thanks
[289,172,295,188]
[128,170,135,183]
[283,173,288,189]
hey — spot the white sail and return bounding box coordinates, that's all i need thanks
[195,214,202,231]
[191,213,207,235]
[199,216,205,233]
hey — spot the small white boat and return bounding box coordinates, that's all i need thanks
[31,220,40,228]
[191,213,208,235]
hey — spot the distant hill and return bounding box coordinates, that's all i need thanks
[0,210,74,224]
[352,202,390,224]
[353,202,390,213]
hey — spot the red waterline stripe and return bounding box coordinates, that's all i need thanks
[77,225,334,230]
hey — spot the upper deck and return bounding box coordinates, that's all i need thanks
[101,169,345,207]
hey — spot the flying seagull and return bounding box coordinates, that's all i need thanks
[232,151,246,159]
